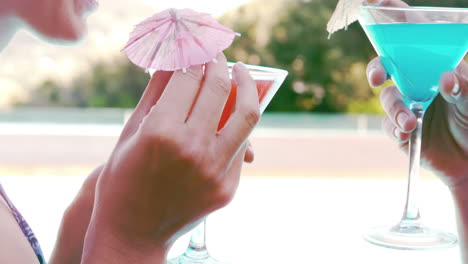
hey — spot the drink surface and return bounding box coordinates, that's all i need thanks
[218,80,275,130]
[365,23,468,106]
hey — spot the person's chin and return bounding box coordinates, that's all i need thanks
[60,19,87,43]
[36,17,88,45]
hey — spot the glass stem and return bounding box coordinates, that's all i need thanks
[400,103,425,227]
[183,220,210,260]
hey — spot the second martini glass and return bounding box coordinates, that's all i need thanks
[359,5,468,250]
[167,63,288,263]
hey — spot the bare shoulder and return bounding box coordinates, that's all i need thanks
[0,196,40,264]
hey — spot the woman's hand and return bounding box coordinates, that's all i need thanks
[81,54,260,264]
[367,57,468,186]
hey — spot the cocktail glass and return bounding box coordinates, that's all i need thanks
[359,5,468,250]
[157,63,288,263]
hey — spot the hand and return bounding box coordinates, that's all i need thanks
[367,57,468,187]
[82,54,260,263]
[54,56,254,264]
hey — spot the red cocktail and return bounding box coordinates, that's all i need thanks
[218,79,276,130]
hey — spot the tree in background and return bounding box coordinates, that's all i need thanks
[223,0,381,113]
[28,57,150,108]
[223,0,468,113]
[25,0,468,112]
[28,80,62,107]
[72,58,150,108]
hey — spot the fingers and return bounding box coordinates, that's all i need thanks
[217,62,260,161]
[187,53,231,132]
[215,144,246,209]
[155,65,204,121]
[119,71,173,142]
[367,57,388,88]
[382,116,411,144]
[372,0,425,24]
[380,85,417,133]
[439,62,468,115]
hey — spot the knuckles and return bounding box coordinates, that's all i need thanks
[180,67,204,83]
[379,85,392,103]
[242,107,261,130]
[380,86,401,113]
[138,125,223,184]
[388,100,402,118]
[177,140,207,168]
[209,75,231,97]
[214,184,236,208]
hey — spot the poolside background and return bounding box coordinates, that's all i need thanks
[0,109,461,263]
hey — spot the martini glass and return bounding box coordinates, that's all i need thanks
[166,63,288,263]
[359,5,468,250]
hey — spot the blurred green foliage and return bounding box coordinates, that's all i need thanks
[29,58,150,108]
[26,0,468,113]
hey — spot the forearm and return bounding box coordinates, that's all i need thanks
[450,180,468,264]
[49,195,94,264]
[49,166,101,264]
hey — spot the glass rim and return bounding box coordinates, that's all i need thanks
[227,62,288,79]
[148,63,288,80]
[361,5,468,13]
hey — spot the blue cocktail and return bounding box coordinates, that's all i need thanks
[366,23,468,109]
[359,6,468,250]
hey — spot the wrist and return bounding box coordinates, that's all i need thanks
[81,220,169,264]
[449,178,468,263]
[449,179,468,202]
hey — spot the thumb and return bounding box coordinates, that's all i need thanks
[118,71,174,143]
[439,62,468,115]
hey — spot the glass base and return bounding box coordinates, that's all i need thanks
[168,256,225,264]
[168,248,226,264]
[363,223,458,250]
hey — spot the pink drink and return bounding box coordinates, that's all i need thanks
[217,80,275,131]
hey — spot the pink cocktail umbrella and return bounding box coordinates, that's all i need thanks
[123,8,239,71]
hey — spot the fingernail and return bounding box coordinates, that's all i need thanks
[235,61,247,71]
[393,127,400,139]
[452,75,461,97]
[397,112,409,129]
[233,62,246,82]
[368,68,377,88]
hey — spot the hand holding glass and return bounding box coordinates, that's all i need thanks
[150,63,288,263]
[359,5,468,250]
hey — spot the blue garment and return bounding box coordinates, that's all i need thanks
[0,184,46,264]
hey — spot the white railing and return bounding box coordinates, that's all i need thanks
[0,107,385,136]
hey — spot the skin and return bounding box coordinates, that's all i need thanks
[82,56,259,264]
[367,2,468,262]
[0,0,256,263]
[0,0,96,44]
[0,193,40,263]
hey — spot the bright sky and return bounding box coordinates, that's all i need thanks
[140,0,252,16]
